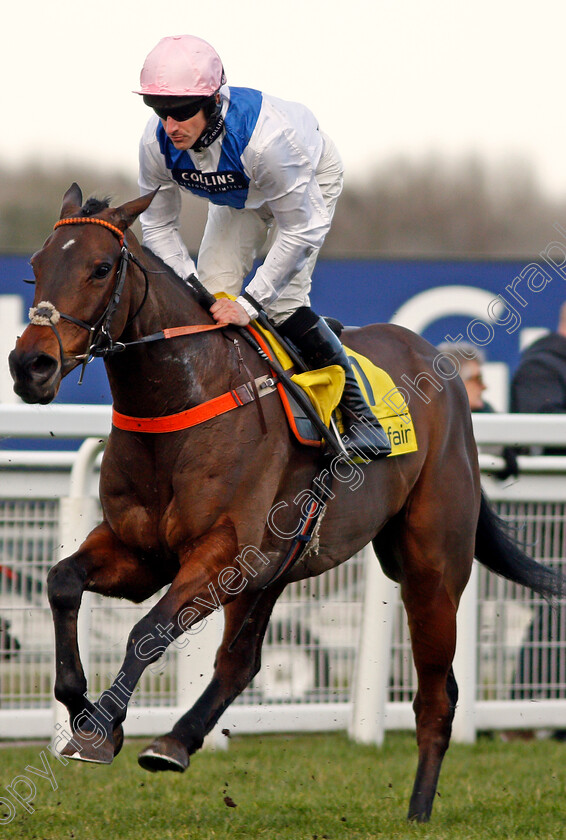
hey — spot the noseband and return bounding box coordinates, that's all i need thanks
[29,217,149,384]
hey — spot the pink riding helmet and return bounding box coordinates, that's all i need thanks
[135,35,226,97]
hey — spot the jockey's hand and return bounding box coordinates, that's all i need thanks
[210,298,251,326]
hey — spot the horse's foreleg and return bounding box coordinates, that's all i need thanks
[60,514,241,765]
[138,582,285,772]
[48,521,165,741]
[48,551,89,723]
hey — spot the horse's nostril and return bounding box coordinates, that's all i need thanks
[29,353,58,379]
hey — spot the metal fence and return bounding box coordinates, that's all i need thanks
[1,407,565,743]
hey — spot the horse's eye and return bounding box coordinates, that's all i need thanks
[92,263,113,280]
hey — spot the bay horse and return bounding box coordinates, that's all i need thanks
[8,184,561,822]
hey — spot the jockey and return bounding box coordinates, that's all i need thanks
[136,34,390,459]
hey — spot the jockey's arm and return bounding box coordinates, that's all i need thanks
[239,133,331,316]
[138,159,250,326]
[138,118,197,281]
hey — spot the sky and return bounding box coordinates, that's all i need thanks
[3,0,566,198]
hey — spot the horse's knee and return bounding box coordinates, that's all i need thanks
[47,559,86,611]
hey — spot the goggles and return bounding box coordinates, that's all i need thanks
[143,95,209,122]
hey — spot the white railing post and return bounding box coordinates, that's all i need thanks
[452,561,478,743]
[52,437,105,746]
[349,545,397,745]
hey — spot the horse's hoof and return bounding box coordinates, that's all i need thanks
[138,735,189,773]
[60,731,115,765]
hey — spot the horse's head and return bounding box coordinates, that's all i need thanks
[9,183,157,404]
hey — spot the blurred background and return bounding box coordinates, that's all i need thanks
[3,0,566,412]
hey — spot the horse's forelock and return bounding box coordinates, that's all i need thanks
[80,197,112,217]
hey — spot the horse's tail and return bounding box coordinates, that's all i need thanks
[475,490,563,599]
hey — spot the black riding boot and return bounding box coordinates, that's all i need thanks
[279,308,391,460]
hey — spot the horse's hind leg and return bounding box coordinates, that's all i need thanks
[398,483,476,822]
[48,521,167,752]
[138,582,285,771]
[404,577,459,822]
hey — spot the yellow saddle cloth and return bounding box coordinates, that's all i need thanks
[253,322,418,458]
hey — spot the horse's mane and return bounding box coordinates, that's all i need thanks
[140,244,197,295]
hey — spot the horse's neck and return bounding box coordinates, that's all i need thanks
[106,253,233,416]
[131,254,206,335]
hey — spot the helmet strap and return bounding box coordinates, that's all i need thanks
[193,98,224,151]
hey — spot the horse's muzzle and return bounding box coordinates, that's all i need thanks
[8,345,61,404]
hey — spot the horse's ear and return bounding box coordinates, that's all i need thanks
[60,183,83,218]
[112,188,160,231]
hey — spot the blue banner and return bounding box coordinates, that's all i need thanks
[3,248,565,444]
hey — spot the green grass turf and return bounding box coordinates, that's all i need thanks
[0,731,564,839]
